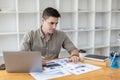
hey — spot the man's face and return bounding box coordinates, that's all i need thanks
[42,17,59,34]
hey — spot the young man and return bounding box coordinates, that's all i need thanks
[20,7,82,64]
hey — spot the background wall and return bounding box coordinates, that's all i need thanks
[0,0,120,63]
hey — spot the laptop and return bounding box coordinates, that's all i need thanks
[3,51,43,73]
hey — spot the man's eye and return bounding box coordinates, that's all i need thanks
[50,22,58,25]
[50,22,54,25]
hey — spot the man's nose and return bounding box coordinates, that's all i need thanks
[52,24,56,29]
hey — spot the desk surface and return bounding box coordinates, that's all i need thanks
[0,60,120,80]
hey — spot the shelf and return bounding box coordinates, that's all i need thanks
[59,13,76,30]
[111,27,120,30]
[18,11,38,13]
[62,30,76,32]
[78,31,94,49]
[19,13,38,32]
[78,11,93,13]
[110,30,120,46]
[78,29,94,32]
[111,12,120,29]
[95,0,110,12]
[112,10,120,13]
[0,53,2,57]
[112,0,120,11]
[110,46,120,51]
[19,34,24,45]
[79,46,93,50]
[0,13,17,32]
[59,0,76,12]
[83,49,94,54]
[40,0,57,12]
[0,11,16,13]
[18,0,38,12]
[0,32,17,35]
[78,12,94,30]
[0,0,120,57]
[94,45,109,48]
[95,29,109,31]
[110,43,119,47]
[0,54,4,64]
[95,31,109,47]
[95,12,110,29]
[94,47,109,56]
[78,0,94,12]
[0,35,18,52]
[0,0,16,12]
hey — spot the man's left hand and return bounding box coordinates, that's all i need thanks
[68,56,84,63]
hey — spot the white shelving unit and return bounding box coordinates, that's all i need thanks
[0,0,120,60]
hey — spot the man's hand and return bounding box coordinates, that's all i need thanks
[68,56,82,63]
[67,49,84,63]
[42,56,46,65]
[68,55,84,63]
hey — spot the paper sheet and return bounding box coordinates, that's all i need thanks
[30,58,101,80]
[30,69,71,80]
[64,62,101,75]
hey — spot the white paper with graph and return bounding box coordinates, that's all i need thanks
[30,58,101,80]
[64,62,101,75]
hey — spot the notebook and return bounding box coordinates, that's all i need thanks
[84,54,109,62]
[3,51,43,73]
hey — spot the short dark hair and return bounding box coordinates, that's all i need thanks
[42,7,61,19]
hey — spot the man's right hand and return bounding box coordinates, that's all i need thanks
[42,56,46,65]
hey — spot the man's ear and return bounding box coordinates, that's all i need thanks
[41,17,45,24]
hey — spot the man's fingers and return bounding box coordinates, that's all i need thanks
[68,56,80,63]
[41,56,46,65]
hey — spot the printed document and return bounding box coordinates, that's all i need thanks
[64,62,101,75]
[30,58,101,80]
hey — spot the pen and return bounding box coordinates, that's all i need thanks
[110,51,117,66]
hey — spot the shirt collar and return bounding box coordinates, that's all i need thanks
[39,26,54,39]
[39,26,44,38]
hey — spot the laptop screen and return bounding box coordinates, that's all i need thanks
[3,51,42,73]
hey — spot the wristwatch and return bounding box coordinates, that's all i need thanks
[70,54,79,57]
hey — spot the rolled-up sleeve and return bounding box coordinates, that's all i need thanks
[62,32,78,53]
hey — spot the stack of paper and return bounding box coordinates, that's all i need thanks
[30,58,101,80]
